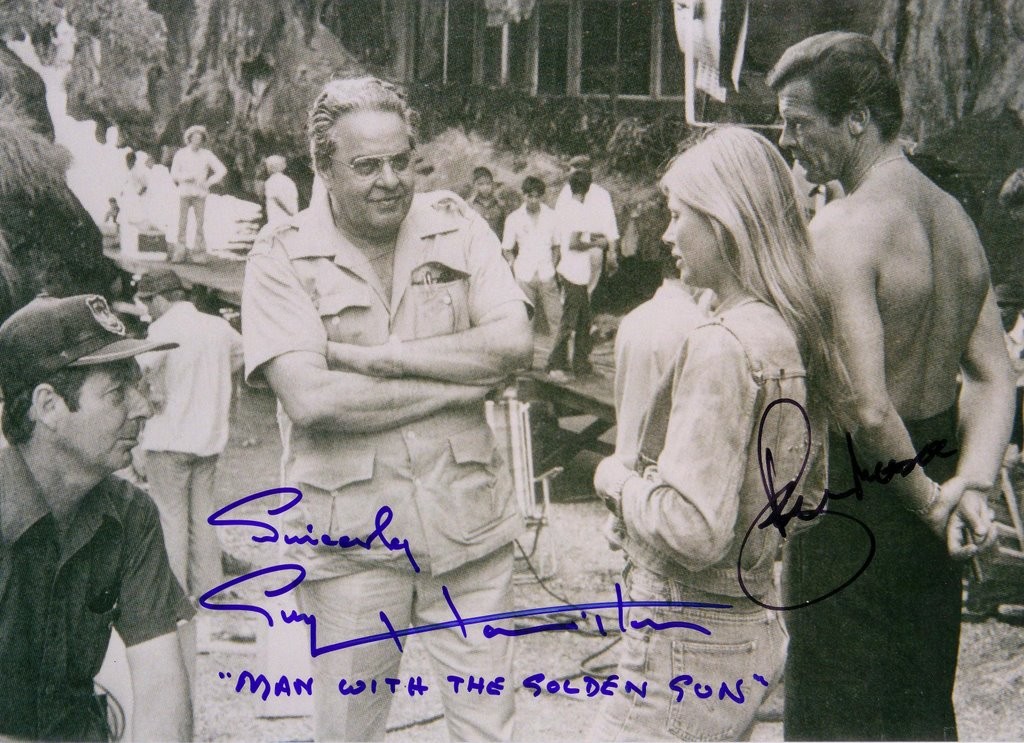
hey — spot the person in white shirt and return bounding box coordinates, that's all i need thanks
[547,170,600,379]
[501,175,561,336]
[118,150,151,230]
[134,269,243,602]
[554,155,619,296]
[170,125,227,263]
[263,154,299,225]
[604,243,712,549]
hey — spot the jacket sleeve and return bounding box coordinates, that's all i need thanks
[621,324,759,571]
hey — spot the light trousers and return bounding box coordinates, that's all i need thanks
[144,450,224,596]
[177,194,208,253]
[297,545,515,741]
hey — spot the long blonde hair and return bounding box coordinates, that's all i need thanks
[660,126,851,424]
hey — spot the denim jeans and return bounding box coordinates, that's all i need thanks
[518,276,562,337]
[296,545,515,741]
[589,562,787,741]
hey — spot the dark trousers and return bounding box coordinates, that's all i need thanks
[783,407,962,741]
[547,280,592,373]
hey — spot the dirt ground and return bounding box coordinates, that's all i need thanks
[186,385,1024,742]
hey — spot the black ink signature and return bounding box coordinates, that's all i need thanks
[737,398,957,611]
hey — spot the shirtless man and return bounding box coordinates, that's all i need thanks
[769,33,1015,741]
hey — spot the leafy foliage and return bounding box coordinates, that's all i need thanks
[408,83,691,178]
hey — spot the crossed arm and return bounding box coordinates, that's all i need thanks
[326,300,532,386]
[266,301,530,432]
[265,352,492,433]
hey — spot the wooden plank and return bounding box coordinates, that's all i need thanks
[523,333,616,422]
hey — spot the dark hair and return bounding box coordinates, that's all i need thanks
[521,175,545,197]
[568,169,592,197]
[1,360,140,444]
[472,166,494,182]
[767,32,902,142]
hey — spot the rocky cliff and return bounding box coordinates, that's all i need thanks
[877,0,1024,282]
[0,46,123,322]
[63,0,359,196]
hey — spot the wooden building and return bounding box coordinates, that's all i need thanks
[336,0,687,101]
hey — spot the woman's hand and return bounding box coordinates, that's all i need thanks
[594,456,635,517]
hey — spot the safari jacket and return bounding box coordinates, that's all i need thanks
[242,189,528,577]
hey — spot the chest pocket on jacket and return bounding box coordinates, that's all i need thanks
[406,262,471,339]
[316,285,376,345]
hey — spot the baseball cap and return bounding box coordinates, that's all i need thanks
[136,270,185,299]
[0,294,178,397]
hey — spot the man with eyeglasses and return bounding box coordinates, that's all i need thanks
[242,76,532,741]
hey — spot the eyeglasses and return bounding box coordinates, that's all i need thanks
[346,149,414,178]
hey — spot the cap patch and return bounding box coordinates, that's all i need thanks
[86,295,126,336]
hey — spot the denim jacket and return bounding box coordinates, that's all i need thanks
[620,300,827,599]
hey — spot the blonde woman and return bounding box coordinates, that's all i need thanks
[590,126,849,741]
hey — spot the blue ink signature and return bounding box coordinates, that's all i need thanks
[200,562,728,658]
[207,486,419,573]
[737,398,957,611]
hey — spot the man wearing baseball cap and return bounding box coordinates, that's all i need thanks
[0,294,194,741]
[170,124,227,264]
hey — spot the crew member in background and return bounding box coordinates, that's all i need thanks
[547,169,599,381]
[555,154,619,297]
[502,175,561,337]
[134,269,243,684]
[0,294,192,741]
[263,154,299,225]
[170,124,227,264]
[996,283,1024,453]
[468,165,508,238]
[242,76,532,741]
[604,230,711,549]
[612,240,711,470]
[769,32,1013,741]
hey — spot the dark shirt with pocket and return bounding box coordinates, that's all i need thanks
[0,447,194,741]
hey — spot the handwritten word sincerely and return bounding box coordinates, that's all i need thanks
[206,486,419,572]
[738,397,957,611]
[201,488,733,658]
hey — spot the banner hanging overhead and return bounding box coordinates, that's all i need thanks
[674,0,750,124]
